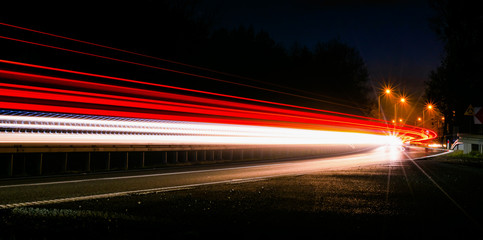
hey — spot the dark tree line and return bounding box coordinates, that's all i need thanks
[200,26,371,114]
[1,0,372,115]
[426,0,483,136]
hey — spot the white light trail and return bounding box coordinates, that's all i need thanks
[0,113,400,146]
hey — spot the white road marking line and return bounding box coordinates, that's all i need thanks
[0,153,371,189]
[0,151,448,209]
[0,176,268,209]
[0,162,282,189]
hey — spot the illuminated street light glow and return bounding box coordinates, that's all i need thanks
[378,87,393,120]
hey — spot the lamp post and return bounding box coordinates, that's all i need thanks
[378,89,391,120]
[423,104,433,128]
[394,97,406,125]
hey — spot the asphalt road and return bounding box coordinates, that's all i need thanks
[0,146,444,209]
[2,146,483,239]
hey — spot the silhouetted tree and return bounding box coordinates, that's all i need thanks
[426,0,483,135]
[313,39,371,108]
[277,39,372,113]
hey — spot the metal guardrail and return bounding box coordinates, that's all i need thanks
[0,144,374,178]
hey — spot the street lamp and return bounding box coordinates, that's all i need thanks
[394,96,407,125]
[378,88,392,120]
[423,104,434,128]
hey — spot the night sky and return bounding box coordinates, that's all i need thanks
[0,0,444,117]
[200,0,443,102]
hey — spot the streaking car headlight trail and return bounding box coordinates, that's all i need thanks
[0,110,400,146]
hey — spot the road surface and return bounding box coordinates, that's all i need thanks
[0,146,445,209]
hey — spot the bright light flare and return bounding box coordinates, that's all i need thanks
[386,135,403,147]
[428,143,443,148]
[379,82,395,97]
[380,134,404,161]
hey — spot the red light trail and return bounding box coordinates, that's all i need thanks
[0,35,355,110]
[0,67,436,143]
[0,22,364,111]
[0,23,437,145]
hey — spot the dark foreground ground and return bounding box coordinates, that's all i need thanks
[1,154,482,239]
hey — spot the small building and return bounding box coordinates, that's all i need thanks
[456,133,483,153]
